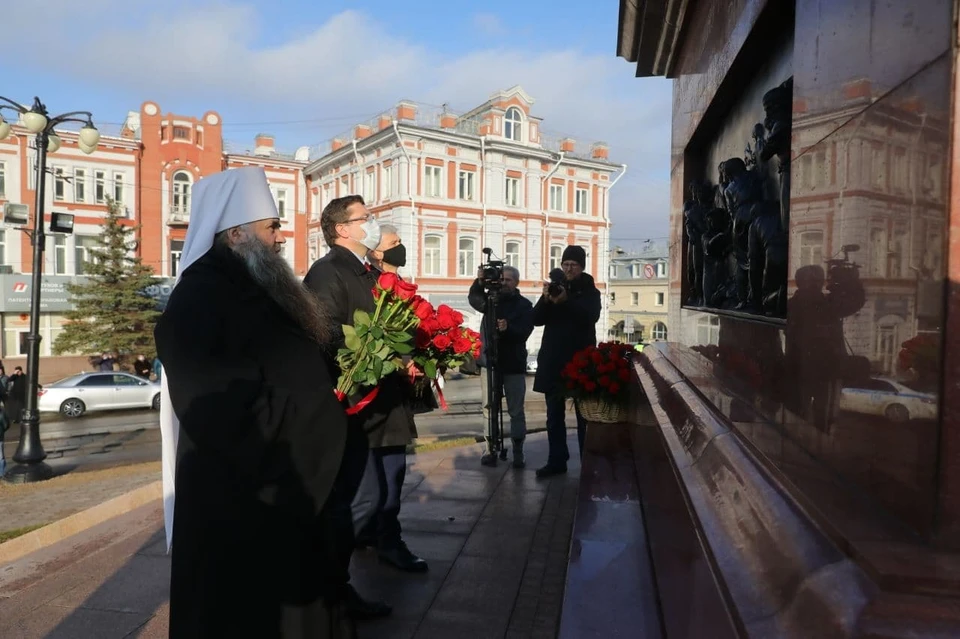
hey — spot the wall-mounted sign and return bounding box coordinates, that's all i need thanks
[643,264,655,279]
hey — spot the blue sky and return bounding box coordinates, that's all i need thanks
[3,0,672,244]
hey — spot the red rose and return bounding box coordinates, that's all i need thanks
[577,373,589,383]
[436,305,457,330]
[420,317,441,335]
[609,382,621,394]
[415,300,435,321]
[377,272,399,294]
[471,345,481,358]
[584,381,597,392]
[618,368,630,381]
[590,351,603,365]
[598,376,611,387]
[394,278,418,301]
[452,337,472,354]
[432,334,453,351]
[415,329,432,349]
[451,309,464,325]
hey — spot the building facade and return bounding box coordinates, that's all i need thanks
[302,86,625,347]
[0,102,309,358]
[607,242,669,344]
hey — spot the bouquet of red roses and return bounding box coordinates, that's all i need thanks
[560,341,633,406]
[411,304,481,378]
[335,272,424,410]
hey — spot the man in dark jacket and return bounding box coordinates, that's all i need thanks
[155,167,354,638]
[533,245,601,478]
[304,195,425,618]
[469,265,534,468]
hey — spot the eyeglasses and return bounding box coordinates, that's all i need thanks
[343,214,371,224]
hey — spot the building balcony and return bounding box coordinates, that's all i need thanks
[167,207,189,226]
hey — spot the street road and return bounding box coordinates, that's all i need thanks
[1,373,549,473]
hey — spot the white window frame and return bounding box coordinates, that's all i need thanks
[458,236,476,276]
[652,322,668,341]
[549,245,563,270]
[172,171,191,218]
[655,292,665,306]
[53,235,67,274]
[363,170,376,203]
[631,292,639,306]
[798,230,824,268]
[505,240,521,268]
[276,188,288,219]
[656,262,667,278]
[0,161,6,199]
[95,170,106,204]
[170,240,184,277]
[575,188,589,215]
[113,172,124,203]
[54,167,65,201]
[74,168,86,203]
[0,229,6,267]
[75,235,99,275]
[504,107,523,142]
[424,165,442,198]
[423,235,442,276]
[383,165,394,198]
[458,170,475,201]
[505,177,520,207]
[549,184,564,212]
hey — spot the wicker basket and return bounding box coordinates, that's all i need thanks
[576,397,627,424]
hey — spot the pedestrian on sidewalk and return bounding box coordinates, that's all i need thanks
[155,167,355,639]
[532,245,601,478]
[6,366,26,426]
[305,199,424,623]
[133,354,151,379]
[469,264,534,468]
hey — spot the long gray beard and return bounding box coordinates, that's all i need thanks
[233,238,332,344]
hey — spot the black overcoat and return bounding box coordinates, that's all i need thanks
[155,243,353,638]
[304,245,417,449]
[533,272,602,394]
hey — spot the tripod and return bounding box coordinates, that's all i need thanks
[480,289,507,466]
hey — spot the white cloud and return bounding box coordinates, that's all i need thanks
[3,3,672,239]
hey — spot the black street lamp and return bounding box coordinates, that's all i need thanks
[0,96,99,484]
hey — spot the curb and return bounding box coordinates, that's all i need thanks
[0,480,162,566]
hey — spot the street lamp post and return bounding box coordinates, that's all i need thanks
[0,96,99,483]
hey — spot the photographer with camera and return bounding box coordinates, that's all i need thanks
[533,245,601,478]
[469,259,534,468]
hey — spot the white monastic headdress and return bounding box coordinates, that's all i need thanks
[159,166,279,551]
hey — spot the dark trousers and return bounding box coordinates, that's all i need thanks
[353,445,407,548]
[545,390,586,466]
[330,423,371,590]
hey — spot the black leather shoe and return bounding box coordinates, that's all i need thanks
[354,535,376,550]
[535,463,567,479]
[378,540,429,573]
[344,584,392,620]
[480,452,498,467]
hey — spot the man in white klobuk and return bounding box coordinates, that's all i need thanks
[156,167,355,638]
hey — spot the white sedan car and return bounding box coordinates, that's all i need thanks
[38,372,162,418]
[839,377,937,423]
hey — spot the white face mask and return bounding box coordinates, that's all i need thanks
[358,217,381,251]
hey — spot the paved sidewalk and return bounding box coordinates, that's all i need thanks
[0,431,581,639]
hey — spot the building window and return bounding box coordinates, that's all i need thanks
[383,165,394,198]
[95,171,106,204]
[504,107,523,142]
[425,165,442,198]
[655,292,665,306]
[54,235,66,274]
[505,177,520,207]
[631,292,639,306]
[54,168,65,201]
[0,230,5,266]
[696,315,720,346]
[74,168,86,203]
[0,162,6,198]
[363,171,375,202]
[549,245,563,270]
[610,292,616,304]
[276,188,287,218]
[308,236,320,262]
[172,171,191,218]
[170,240,184,277]
[875,317,901,374]
[505,241,520,268]
[339,175,349,196]
[656,262,667,278]
[549,184,564,212]
[173,126,190,140]
[651,322,668,341]
[575,188,589,214]
[75,235,100,275]
[458,170,475,201]
[113,172,124,203]
[424,235,441,276]
[798,231,823,268]
[458,237,476,276]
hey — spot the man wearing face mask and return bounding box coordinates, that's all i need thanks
[304,196,425,622]
[369,223,405,273]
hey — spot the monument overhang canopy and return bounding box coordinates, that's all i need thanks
[616,0,692,78]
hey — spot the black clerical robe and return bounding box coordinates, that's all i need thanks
[155,243,353,638]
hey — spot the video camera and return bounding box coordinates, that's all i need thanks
[547,268,568,298]
[480,248,505,290]
[825,244,861,295]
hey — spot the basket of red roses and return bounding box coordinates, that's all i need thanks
[560,341,633,423]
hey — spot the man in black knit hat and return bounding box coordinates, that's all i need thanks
[532,245,601,477]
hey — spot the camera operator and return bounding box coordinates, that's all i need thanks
[469,264,534,468]
[533,245,601,479]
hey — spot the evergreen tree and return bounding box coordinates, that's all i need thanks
[52,198,161,369]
